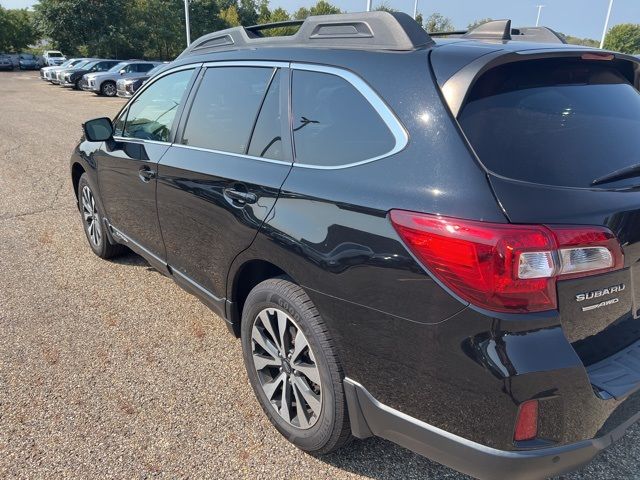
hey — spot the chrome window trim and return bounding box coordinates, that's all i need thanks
[114,63,202,145]
[171,143,292,166]
[202,60,289,69]
[290,62,409,170]
[112,136,171,146]
[114,60,408,170]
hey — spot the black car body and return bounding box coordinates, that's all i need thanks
[60,59,122,89]
[70,13,640,480]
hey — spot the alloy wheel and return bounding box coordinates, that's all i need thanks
[81,185,102,247]
[251,308,322,429]
[103,83,116,96]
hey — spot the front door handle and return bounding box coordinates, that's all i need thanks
[138,166,156,182]
[223,188,257,205]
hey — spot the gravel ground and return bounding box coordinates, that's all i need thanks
[1,70,639,480]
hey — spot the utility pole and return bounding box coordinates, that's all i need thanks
[184,0,191,47]
[413,0,419,19]
[535,5,545,26]
[600,0,614,49]
[367,0,372,12]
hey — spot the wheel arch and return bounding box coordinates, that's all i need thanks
[71,162,86,204]
[227,258,295,337]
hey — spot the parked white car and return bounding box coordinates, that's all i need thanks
[40,50,66,67]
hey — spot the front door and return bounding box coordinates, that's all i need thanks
[97,67,197,265]
[156,63,292,305]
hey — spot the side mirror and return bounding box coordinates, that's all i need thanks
[119,69,126,75]
[83,117,113,142]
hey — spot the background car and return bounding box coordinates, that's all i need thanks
[61,59,122,89]
[81,60,160,96]
[18,53,39,70]
[52,58,96,84]
[41,58,88,81]
[0,55,13,71]
[40,50,66,67]
[116,63,166,97]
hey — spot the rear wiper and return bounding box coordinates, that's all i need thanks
[591,163,640,186]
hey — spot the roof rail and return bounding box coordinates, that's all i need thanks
[177,11,433,59]
[464,19,511,41]
[429,19,567,44]
[510,26,567,44]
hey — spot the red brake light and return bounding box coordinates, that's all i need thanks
[514,400,539,442]
[389,210,624,313]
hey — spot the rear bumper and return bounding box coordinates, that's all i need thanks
[344,378,640,480]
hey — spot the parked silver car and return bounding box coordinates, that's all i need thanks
[40,58,86,81]
[80,60,160,96]
[52,58,96,84]
[115,63,167,98]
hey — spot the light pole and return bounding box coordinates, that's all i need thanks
[535,5,545,26]
[413,0,419,19]
[367,0,372,11]
[600,0,614,49]
[184,0,191,47]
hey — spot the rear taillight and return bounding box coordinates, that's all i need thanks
[514,400,539,442]
[389,210,624,313]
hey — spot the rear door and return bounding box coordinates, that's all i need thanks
[156,62,292,305]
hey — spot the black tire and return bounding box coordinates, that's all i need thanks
[100,81,117,97]
[77,173,125,259]
[241,278,352,454]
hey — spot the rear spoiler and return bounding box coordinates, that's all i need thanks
[430,19,567,44]
[436,49,640,117]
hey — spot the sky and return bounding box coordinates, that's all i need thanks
[1,0,639,41]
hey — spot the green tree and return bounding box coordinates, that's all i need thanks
[415,13,423,26]
[0,7,39,52]
[467,18,493,30]
[294,1,340,20]
[424,13,455,33]
[603,23,640,54]
[257,0,271,24]
[310,0,341,16]
[238,0,259,26]
[562,34,599,48]
[374,3,396,12]
[220,4,241,27]
[263,7,294,36]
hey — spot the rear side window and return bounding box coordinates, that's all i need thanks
[247,70,283,160]
[181,67,274,154]
[458,58,640,189]
[291,70,395,167]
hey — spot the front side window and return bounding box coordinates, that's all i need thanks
[291,70,396,167]
[181,66,274,154]
[121,69,194,142]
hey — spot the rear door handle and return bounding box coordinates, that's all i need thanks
[138,166,156,182]
[223,188,257,205]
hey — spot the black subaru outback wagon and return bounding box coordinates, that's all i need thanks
[70,12,640,479]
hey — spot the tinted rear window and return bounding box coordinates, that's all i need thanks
[291,70,395,167]
[458,58,640,188]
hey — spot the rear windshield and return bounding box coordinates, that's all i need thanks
[458,58,640,189]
